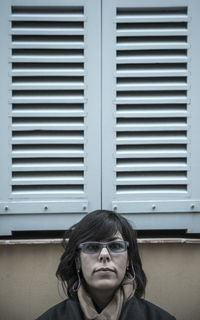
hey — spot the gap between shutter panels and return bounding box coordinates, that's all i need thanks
[115,6,188,195]
[11,6,85,197]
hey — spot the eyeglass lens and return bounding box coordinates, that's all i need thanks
[81,241,128,254]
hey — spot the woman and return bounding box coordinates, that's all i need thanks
[36,210,176,320]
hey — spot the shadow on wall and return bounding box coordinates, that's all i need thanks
[0,242,200,320]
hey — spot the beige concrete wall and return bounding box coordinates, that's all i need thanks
[0,242,200,320]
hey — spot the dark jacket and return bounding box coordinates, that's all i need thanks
[36,296,176,320]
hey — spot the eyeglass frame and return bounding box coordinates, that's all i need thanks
[78,240,129,255]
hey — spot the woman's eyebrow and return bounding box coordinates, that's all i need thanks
[106,237,122,241]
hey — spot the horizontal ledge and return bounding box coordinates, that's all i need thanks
[0,238,200,245]
[137,238,200,244]
[0,238,63,245]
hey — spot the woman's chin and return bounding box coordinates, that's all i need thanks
[89,279,119,291]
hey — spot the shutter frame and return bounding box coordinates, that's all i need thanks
[0,0,101,235]
[102,0,200,232]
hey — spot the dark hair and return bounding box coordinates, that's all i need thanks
[56,210,147,299]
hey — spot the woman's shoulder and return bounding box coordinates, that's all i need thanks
[35,298,83,320]
[121,296,176,320]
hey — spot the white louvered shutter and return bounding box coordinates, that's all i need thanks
[0,0,101,235]
[102,0,200,232]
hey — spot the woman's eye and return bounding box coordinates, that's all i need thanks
[109,242,122,250]
[86,244,99,252]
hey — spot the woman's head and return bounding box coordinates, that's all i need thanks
[77,231,129,298]
[56,210,147,298]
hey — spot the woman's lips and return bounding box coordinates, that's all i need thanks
[95,267,115,273]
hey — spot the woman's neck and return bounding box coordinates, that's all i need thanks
[88,287,115,312]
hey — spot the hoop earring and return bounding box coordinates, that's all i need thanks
[130,262,136,281]
[127,263,136,281]
[72,269,81,292]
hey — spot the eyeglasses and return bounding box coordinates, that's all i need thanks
[78,240,129,254]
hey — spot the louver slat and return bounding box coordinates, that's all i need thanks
[116,7,188,23]
[10,6,86,22]
[117,49,188,64]
[12,145,84,158]
[116,131,187,145]
[115,6,189,200]
[12,103,85,117]
[12,172,84,185]
[11,76,85,90]
[11,6,86,198]
[117,64,188,78]
[11,38,84,49]
[116,158,188,172]
[11,64,85,76]
[12,158,84,172]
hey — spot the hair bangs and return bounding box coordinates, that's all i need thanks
[88,218,122,242]
[75,211,124,244]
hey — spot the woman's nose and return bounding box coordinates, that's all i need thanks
[98,247,111,261]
